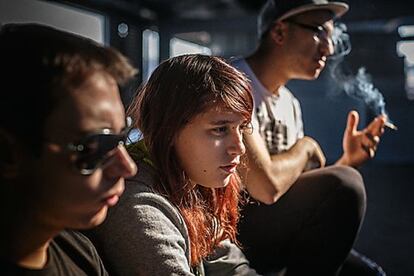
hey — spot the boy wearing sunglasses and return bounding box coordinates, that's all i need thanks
[231,0,386,275]
[0,24,137,274]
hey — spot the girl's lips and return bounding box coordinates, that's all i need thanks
[220,164,238,174]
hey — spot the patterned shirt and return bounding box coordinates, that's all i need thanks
[231,58,304,154]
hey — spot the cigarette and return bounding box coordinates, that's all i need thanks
[384,121,398,130]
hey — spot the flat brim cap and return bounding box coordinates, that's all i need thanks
[258,0,349,38]
[278,2,349,21]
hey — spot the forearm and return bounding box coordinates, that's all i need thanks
[270,138,314,184]
[243,135,312,204]
[335,154,351,166]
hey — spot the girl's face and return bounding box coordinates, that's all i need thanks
[174,105,250,188]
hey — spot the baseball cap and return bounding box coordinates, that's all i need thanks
[258,0,349,38]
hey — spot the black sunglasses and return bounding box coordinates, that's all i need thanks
[66,117,133,175]
[286,20,330,40]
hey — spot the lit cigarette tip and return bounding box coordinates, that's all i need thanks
[384,121,398,130]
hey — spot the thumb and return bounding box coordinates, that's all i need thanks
[345,110,359,136]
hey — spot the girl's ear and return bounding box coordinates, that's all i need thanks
[0,129,21,179]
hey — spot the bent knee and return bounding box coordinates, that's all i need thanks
[323,165,366,209]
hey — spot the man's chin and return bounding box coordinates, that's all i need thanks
[90,206,109,227]
[308,69,322,80]
[300,74,319,81]
[75,206,109,230]
[295,69,321,80]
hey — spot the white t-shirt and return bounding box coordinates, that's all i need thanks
[231,58,304,154]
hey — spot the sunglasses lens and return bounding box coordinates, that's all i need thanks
[75,133,126,174]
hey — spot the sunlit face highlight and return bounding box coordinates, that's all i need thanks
[31,72,137,230]
[284,10,335,80]
[174,105,250,188]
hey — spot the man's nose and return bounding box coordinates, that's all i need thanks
[103,145,137,179]
[319,35,335,56]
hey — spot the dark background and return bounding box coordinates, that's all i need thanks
[52,1,414,275]
[8,0,414,274]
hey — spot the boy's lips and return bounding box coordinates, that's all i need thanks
[104,194,120,206]
[315,58,326,69]
[102,184,124,207]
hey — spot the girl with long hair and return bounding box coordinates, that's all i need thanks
[90,54,259,275]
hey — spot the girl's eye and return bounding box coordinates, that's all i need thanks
[212,126,228,136]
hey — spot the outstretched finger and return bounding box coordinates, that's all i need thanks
[345,110,359,136]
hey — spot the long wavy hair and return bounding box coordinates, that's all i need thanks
[128,54,253,266]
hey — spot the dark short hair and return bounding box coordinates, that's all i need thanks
[0,23,136,155]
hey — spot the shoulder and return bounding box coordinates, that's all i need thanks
[279,86,295,99]
[88,163,192,275]
[53,230,99,258]
[278,86,300,105]
[56,229,93,246]
[118,160,186,228]
[0,231,106,276]
[92,159,188,241]
[51,230,107,275]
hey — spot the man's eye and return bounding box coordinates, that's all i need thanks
[84,141,98,150]
[316,26,329,38]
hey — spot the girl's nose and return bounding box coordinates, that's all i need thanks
[227,130,246,156]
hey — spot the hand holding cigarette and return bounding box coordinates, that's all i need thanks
[384,121,398,130]
[337,110,387,167]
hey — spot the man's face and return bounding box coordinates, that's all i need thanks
[283,10,335,80]
[29,72,137,230]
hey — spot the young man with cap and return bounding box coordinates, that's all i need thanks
[0,23,137,274]
[232,0,386,275]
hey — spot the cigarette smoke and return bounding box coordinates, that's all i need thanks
[329,23,391,120]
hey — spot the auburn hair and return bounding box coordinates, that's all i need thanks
[128,54,253,266]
